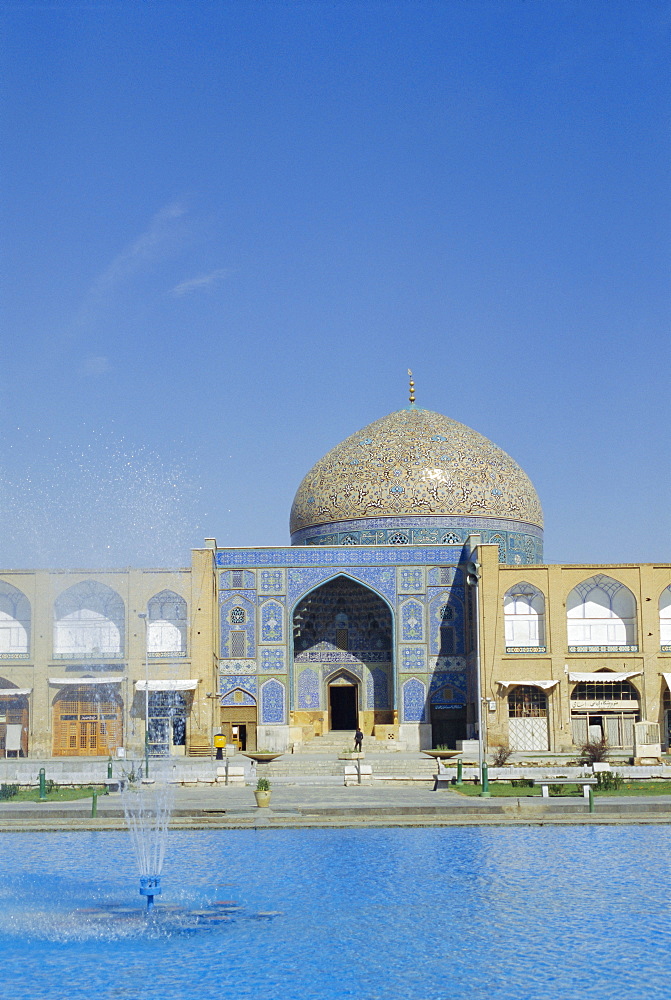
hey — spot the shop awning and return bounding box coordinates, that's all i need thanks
[0,688,31,697]
[496,679,560,691]
[135,679,198,692]
[48,677,123,686]
[567,671,641,683]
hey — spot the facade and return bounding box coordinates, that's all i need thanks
[0,401,669,759]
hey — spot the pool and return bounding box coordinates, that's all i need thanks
[1,826,669,999]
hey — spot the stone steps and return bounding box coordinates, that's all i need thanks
[255,754,439,779]
[293,732,408,754]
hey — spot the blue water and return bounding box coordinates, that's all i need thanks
[0,826,669,999]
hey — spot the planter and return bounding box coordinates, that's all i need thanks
[254,790,271,808]
[338,752,365,760]
[421,750,462,761]
[242,752,284,764]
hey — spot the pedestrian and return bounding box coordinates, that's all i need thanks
[354,726,363,753]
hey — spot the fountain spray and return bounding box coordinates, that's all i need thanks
[122,778,173,912]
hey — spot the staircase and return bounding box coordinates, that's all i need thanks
[252,733,439,781]
[293,731,408,754]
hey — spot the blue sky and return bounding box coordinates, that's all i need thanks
[1,0,669,568]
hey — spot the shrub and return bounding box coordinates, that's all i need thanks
[44,779,57,794]
[579,737,610,765]
[256,777,271,792]
[511,778,534,788]
[596,770,623,791]
[548,784,563,796]
[0,784,19,800]
[491,745,513,767]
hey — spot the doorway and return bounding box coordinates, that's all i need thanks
[329,684,357,730]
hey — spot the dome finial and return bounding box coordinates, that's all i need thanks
[407,369,416,406]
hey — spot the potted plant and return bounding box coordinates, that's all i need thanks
[254,777,271,807]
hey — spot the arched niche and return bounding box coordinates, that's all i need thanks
[504,581,546,648]
[53,581,125,659]
[293,575,392,662]
[566,575,636,647]
[0,581,30,655]
[659,586,671,647]
[146,589,187,655]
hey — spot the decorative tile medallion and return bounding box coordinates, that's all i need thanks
[401,646,426,672]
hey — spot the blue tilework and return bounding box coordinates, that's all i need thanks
[218,546,470,567]
[289,516,543,564]
[219,593,255,659]
[427,566,462,586]
[219,570,256,589]
[322,663,363,680]
[288,567,396,607]
[220,689,256,707]
[400,568,424,592]
[402,678,427,723]
[429,669,467,708]
[260,570,284,593]
[261,678,285,724]
[260,600,283,642]
[219,659,256,674]
[429,591,465,656]
[260,648,285,673]
[401,646,426,672]
[297,667,320,709]
[219,674,258,697]
[401,600,424,641]
[366,666,389,710]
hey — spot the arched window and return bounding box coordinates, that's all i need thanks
[146,590,187,655]
[230,607,246,624]
[660,586,671,647]
[0,582,30,655]
[566,575,636,647]
[504,582,546,648]
[53,581,124,659]
[570,678,638,703]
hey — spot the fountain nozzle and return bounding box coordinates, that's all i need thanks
[139,874,162,912]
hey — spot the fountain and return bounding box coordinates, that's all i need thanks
[122,775,173,912]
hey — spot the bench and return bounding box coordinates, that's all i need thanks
[532,776,597,798]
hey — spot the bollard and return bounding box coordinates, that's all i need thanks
[39,767,46,801]
[456,757,463,786]
[91,789,98,818]
[589,788,595,814]
[480,760,491,798]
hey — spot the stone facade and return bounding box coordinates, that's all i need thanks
[0,404,668,759]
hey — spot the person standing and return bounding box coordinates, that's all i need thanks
[354,726,363,753]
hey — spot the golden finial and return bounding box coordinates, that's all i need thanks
[408,369,415,405]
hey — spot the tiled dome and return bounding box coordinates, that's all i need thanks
[290,407,543,535]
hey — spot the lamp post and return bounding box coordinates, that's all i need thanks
[466,557,486,788]
[138,612,149,779]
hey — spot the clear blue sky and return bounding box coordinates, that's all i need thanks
[1,0,669,569]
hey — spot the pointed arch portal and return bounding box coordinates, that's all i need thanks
[293,575,393,732]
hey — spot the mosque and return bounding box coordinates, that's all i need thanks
[0,381,669,761]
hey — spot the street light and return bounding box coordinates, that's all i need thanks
[138,612,149,779]
[465,560,487,792]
